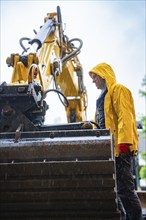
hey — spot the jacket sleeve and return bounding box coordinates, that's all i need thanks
[112,84,137,145]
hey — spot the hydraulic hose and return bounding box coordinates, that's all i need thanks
[41,89,69,108]
[89,121,100,129]
[62,38,83,64]
[19,37,31,54]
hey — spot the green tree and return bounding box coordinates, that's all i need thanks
[139,75,146,133]
[139,76,146,184]
[139,75,146,97]
[140,166,146,179]
[141,151,146,161]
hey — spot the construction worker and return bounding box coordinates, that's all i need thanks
[89,63,143,220]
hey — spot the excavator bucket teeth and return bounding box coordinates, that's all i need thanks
[0,129,121,219]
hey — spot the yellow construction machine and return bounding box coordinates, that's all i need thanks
[0,6,121,219]
[0,6,87,132]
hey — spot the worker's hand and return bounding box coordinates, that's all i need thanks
[118,143,130,155]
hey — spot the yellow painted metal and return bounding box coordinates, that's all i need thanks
[5,10,87,122]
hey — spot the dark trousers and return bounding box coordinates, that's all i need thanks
[115,154,143,220]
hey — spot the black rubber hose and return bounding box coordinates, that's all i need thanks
[89,121,100,129]
[57,6,63,58]
[19,37,31,53]
[62,38,83,64]
[41,89,69,108]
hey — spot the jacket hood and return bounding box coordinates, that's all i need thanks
[89,63,116,89]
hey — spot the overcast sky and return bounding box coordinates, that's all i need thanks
[0,0,145,124]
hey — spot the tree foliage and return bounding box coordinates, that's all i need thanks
[139,75,146,133]
[140,151,146,161]
[139,75,146,97]
[140,166,146,179]
[139,77,146,181]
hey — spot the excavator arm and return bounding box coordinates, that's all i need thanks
[0,6,87,132]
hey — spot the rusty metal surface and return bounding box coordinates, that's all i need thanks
[0,129,120,219]
[0,160,115,178]
[0,138,112,163]
[0,127,110,140]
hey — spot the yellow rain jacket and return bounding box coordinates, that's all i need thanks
[89,63,138,157]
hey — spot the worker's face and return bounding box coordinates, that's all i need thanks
[90,72,105,90]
